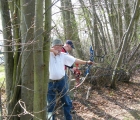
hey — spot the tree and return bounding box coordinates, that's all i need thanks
[43,0,52,119]
[20,0,35,119]
[0,0,51,119]
[0,0,14,118]
[60,0,84,59]
[111,0,140,88]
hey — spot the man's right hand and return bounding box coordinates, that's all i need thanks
[50,48,61,55]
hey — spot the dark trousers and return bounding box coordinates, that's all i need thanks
[47,76,72,120]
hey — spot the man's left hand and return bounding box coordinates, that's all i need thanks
[87,61,97,66]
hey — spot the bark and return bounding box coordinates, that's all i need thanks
[117,0,123,42]
[8,0,21,95]
[0,0,15,119]
[33,0,45,119]
[132,3,140,45]
[99,0,113,52]
[90,0,100,56]
[124,0,131,30]
[123,0,133,58]
[104,0,118,51]
[44,0,52,118]
[60,0,72,40]
[7,1,21,119]
[127,43,140,63]
[20,0,35,119]
[95,12,107,55]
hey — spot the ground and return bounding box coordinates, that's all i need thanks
[1,71,140,120]
[56,71,140,120]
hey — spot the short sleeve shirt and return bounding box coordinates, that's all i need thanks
[49,52,76,80]
[61,47,69,70]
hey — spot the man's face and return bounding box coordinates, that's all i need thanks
[53,45,63,51]
[67,44,72,51]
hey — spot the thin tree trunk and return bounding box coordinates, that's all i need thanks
[0,0,15,119]
[124,0,131,30]
[60,0,72,40]
[90,0,100,56]
[79,0,93,47]
[95,12,107,55]
[117,0,123,43]
[33,0,45,119]
[44,0,52,118]
[104,0,118,51]
[99,1,113,52]
[8,0,21,96]
[7,1,21,119]
[20,0,35,119]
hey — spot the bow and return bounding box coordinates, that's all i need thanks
[71,46,94,90]
[84,46,94,76]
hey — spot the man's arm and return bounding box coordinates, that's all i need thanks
[75,59,94,65]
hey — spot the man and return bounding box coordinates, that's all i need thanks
[61,40,74,73]
[61,40,74,53]
[48,38,94,120]
[52,40,77,113]
[61,40,75,113]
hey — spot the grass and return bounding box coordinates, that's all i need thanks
[0,65,5,84]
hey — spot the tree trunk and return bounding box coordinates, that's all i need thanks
[44,0,52,118]
[60,0,72,40]
[20,0,35,119]
[7,1,21,119]
[60,0,84,59]
[79,0,93,47]
[90,0,102,57]
[33,0,45,119]
[105,0,118,51]
[0,0,15,119]
[117,0,123,43]
[124,0,131,30]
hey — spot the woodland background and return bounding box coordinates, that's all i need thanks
[0,0,140,120]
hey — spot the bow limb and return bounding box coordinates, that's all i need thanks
[69,73,89,92]
[75,73,89,88]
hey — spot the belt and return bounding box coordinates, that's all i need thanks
[49,76,64,83]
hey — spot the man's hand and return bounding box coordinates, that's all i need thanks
[86,60,93,65]
[54,50,61,55]
[50,48,61,55]
[86,61,98,66]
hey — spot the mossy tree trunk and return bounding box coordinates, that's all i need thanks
[44,0,52,118]
[33,0,46,119]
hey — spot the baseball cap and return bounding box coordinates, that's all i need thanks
[66,40,75,49]
[52,38,63,47]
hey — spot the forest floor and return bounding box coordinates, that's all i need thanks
[56,71,140,120]
[1,71,140,120]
